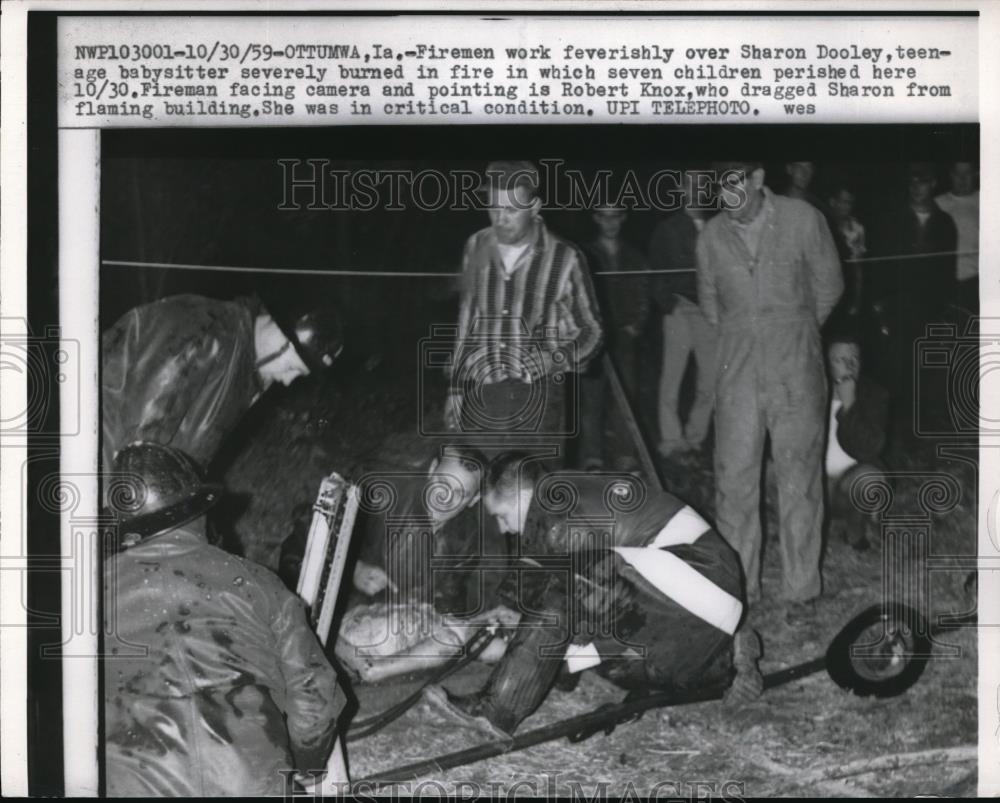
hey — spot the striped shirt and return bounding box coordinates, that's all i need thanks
[452,218,603,386]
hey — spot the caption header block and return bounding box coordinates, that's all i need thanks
[59,15,977,127]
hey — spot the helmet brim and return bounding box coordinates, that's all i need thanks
[114,484,223,543]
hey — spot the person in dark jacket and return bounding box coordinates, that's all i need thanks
[868,163,958,398]
[648,170,717,456]
[579,204,649,472]
[101,293,342,474]
[824,332,890,551]
[103,442,346,796]
[279,445,509,616]
[421,453,763,739]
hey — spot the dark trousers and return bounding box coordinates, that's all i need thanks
[579,334,640,469]
[460,377,569,467]
[827,462,888,546]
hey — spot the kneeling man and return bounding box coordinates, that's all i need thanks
[423,453,762,738]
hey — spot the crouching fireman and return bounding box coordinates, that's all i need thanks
[103,442,346,796]
[423,452,763,739]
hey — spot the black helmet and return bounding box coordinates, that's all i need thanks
[266,297,344,374]
[105,441,222,548]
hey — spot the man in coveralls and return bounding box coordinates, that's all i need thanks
[422,453,763,738]
[697,162,842,614]
[103,442,346,796]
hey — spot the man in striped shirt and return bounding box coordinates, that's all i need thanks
[423,453,763,738]
[445,161,603,465]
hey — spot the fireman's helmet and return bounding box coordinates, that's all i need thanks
[269,301,344,374]
[106,441,222,547]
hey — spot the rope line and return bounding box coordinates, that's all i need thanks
[102,249,979,279]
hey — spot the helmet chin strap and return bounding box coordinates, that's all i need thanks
[255,339,292,370]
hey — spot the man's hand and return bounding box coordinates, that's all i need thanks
[483,605,521,628]
[517,349,567,384]
[353,561,396,596]
[835,377,857,411]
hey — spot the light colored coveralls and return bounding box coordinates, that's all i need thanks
[697,189,842,601]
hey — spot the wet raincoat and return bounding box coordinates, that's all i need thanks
[696,189,842,601]
[104,518,344,797]
[102,295,261,473]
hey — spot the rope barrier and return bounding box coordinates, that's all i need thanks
[102,249,979,279]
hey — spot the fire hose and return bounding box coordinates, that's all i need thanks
[350,602,973,788]
[346,626,497,742]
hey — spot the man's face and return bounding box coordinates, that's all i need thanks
[828,189,855,220]
[828,342,860,383]
[786,162,815,191]
[260,345,310,388]
[908,173,935,205]
[426,458,480,523]
[682,171,705,208]
[592,208,626,239]
[484,488,530,535]
[718,166,764,220]
[488,185,538,245]
[949,162,976,196]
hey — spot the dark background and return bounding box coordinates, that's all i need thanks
[99,126,979,373]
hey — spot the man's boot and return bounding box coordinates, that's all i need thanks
[722,627,764,706]
[422,611,565,738]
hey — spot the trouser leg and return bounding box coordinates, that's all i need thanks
[609,333,641,470]
[658,310,693,449]
[477,573,570,733]
[831,462,886,547]
[591,563,734,694]
[685,307,718,447]
[578,359,607,466]
[766,392,826,602]
[714,393,767,602]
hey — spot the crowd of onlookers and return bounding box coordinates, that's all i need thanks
[584,160,978,467]
[572,159,977,614]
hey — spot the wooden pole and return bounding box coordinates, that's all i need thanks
[601,352,664,491]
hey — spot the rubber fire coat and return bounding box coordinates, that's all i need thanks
[696,189,843,601]
[104,519,345,797]
[102,295,261,473]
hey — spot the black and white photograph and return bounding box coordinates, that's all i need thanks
[1,3,997,799]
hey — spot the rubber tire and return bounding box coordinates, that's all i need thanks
[825,603,931,698]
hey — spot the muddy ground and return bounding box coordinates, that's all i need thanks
[224,303,979,797]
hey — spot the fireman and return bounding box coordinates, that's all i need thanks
[103,442,347,796]
[101,293,343,474]
[422,453,763,738]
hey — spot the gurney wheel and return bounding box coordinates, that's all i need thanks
[825,603,931,698]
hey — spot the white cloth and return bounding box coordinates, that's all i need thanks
[496,241,531,276]
[564,642,602,673]
[935,190,979,282]
[826,397,857,480]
